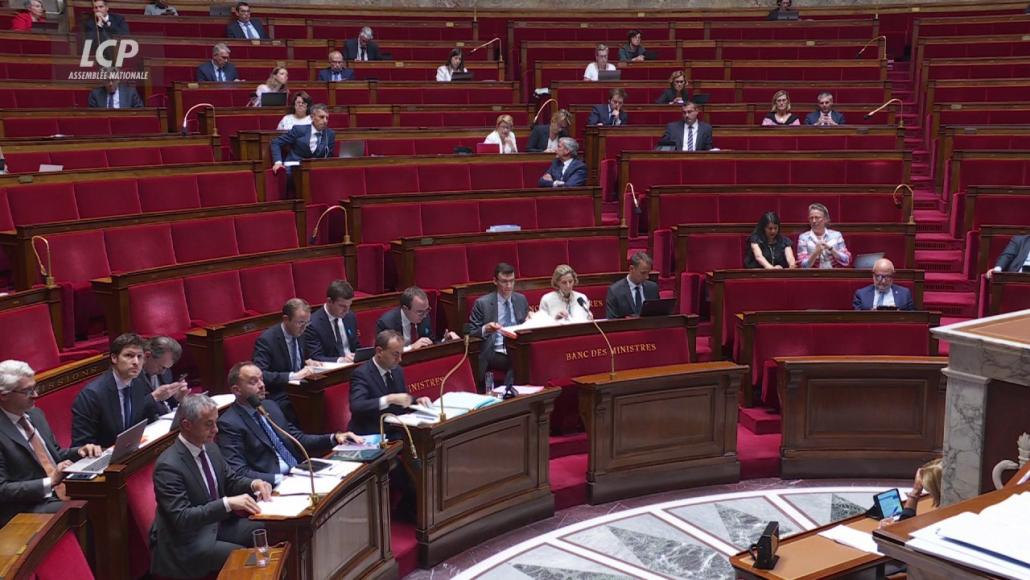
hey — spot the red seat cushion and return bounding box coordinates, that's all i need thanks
[74,179,142,219]
[105,224,176,273]
[292,257,347,305]
[234,211,298,254]
[197,172,258,207]
[128,279,192,336]
[171,217,239,262]
[322,381,352,433]
[412,246,468,290]
[420,201,479,236]
[138,175,201,212]
[6,183,78,226]
[184,270,249,325]
[125,463,157,579]
[33,530,94,580]
[106,147,163,168]
[239,263,297,313]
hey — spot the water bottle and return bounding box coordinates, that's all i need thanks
[484,372,494,394]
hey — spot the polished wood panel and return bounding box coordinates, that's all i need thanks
[777,356,947,478]
[0,503,89,580]
[219,544,290,580]
[575,362,745,504]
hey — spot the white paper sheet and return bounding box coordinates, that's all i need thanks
[257,495,311,518]
[818,525,881,555]
[275,475,339,496]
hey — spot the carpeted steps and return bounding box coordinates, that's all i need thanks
[923,290,978,318]
[739,406,781,435]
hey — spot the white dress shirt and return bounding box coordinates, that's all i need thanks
[484,130,518,154]
[873,288,896,309]
[324,304,352,358]
[583,62,616,81]
[681,122,697,151]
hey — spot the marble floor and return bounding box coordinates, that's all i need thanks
[404,478,908,579]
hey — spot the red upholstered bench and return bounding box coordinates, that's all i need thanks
[0,288,98,374]
[3,142,213,174]
[982,272,1030,317]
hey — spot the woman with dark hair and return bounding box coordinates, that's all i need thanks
[277,91,312,130]
[746,211,796,269]
[619,30,646,62]
[436,48,467,82]
[656,70,690,105]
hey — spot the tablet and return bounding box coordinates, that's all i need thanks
[873,488,903,520]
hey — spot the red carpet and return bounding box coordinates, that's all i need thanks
[392,520,419,578]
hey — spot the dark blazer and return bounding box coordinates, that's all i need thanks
[464,291,530,373]
[149,439,256,578]
[87,85,143,109]
[587,104,628,126]
[538,158,588,188]
[526,124,568,152]
[343,38,382,61]
[376,306,434,345]
[216,400,333,485]
[995,235,1030,273]
[252,324,314,400]
[304,306,360,362]
[142,368,177,413]
[317,67,354,82]
[0,408,80,526]
[804,110,847,125]
[348,360,409,435]
[71,369,163,448]
[605,277,660,319]
[660,120,714,151]
[196,61,240,82]
[655,88,690,105]
[225,18,268,40]
[271,124,336,164]
[852,285,915,311]
[81,12,129,41]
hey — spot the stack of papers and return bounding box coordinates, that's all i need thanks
[290,458,362,479]
[490,385,544,396]
[819,525,881,555]
[258,494,312,518]
[406,392,502,423]
[276,474,339,496]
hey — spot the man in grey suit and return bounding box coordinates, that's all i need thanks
[659,101,714,151]
[150,394,272,578]
[987,234,1030,277]
[0,360,101,526]
[464,263,529,387]
[605,251,660,319]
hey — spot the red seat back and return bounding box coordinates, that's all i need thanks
[171,217,239,262]
[128,279,192,336]
[184,271,249,325]
[234,211,299,254]
[239,263,297,314]
[105,224,176,273]
[0,304,61,374]
[125,463,157,579]
[35,377,91,448]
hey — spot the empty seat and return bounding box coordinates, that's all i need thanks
[105,224,177,273]
[292,257,348,305]
[184,270,250,325]
[234,211,299,254]
[171,217,239,262]
[74,179,142,219]
[128,279,191,337]
[138,175,201,212]
[239,263,297,314]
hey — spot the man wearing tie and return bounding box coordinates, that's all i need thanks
[225,1,268,40]
[538,137,588,188]
[271,104,336,175]
[304,280,361,363]
[252,299,324,421]
[196,43,240,83]
[376,287,459,351]
[87,68,143,109]
[142,336,189,413]
[348,331,431,435]
[587,88,629,126]
[0,360,102,527]
[465,263,530,387]
[71,333,166,448]
[660,100,714,152]
[344,26,382,62]
[605,252,661,319]
[316,51,354,82]
[82,0,129,42]
[852,258,915,311]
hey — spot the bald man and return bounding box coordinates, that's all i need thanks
[852,258,914,311]
[317,51,353,82]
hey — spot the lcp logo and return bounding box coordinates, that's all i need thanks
[79,38,139,68]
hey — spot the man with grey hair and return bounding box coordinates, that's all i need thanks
[143,336,188,412]
[270,103,336,175]
[150,394,271,578]
[197,42,239,82]
[0,360,101,526]
[344,25,382,61]
[253,298,324,419]
[538,137,587,188]
[804,92,846,126]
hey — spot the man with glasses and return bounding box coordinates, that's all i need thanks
[853,258,914,311]
[376,286,459,351]
[805,92,846,126]
[252,298,324,421]
[465,263,529,388]
[0,360,101,526]
[317,51,354,82]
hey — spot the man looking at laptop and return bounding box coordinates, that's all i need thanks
[852,258,915,311]
[605,251,660,319]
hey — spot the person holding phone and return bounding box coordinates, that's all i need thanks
[143,336,189,412]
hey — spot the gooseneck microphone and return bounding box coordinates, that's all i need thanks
[856,36,887,59]
[436,335,470,421]
[181,103,217,137]
[586,304,616,381]
[30,235,54,286]
[378,412,420,469]
[246,395,319,507]
[309,205,349,245]
[865,98,904,128]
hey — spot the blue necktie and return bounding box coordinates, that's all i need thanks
[290,336,301,372]
[496,299,513,349]
[121,388,132,431]
[216,68,224,82]
[256,412,298,469]
[633,285,643,314]
[686,124,695,151]
[107,93,114,108]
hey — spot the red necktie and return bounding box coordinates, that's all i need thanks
[409,322,419,346]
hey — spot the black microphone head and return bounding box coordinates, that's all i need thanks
[577,297,587,307]
[309,233,318,244]
[864,113,874,119]
[246,394,263,409]
[632,204,643,216]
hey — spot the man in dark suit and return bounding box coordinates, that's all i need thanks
[304,280,361,363]
[150,394,272,578]
[252,299,324,418]
[988,234,1030,277]
[87,69,143,109]
[71,333,169,448]
[376,286,459,350]
[659,100,714,151]
[225,1,268,40]
[606,251,660,319]
[270,104,336,175]
[464,263,529,386]
[217,362,360,485]
[586,88,628,126]
[196,43,240,83]
[0,360,102,527]
[853,259,915,311]
[804,92,846,126]
[142,336,188,413]
[316,50,354,82]
[538,137,588,188]
[343,26,382,61]
[82,0,129,42]
[348,331,430,435]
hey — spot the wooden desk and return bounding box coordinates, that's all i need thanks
[0,502,89,580]
[219,544,291,580]
[732,496,933,580]
[405,388,560,568]
[574,361,746,504]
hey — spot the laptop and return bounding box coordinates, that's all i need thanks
[337,140,365,158]
[639,298,676,317]
[63,419,148,474]
[854,252,885,269]
[597,70,622,81]
[450,71,474,82]
[689,93,711,106]
[352,347,375,363]
[260,92,287,107]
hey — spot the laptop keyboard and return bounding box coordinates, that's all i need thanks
[82,454,113,473]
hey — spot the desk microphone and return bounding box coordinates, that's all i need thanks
[181,103,216,137]
[310,205,349,244]
[246,395,319,507]
[856,35,886,59]
[865,98,904,128]
[533,98,558,125]
[436,335,470,421]
[378,413,420,469]
[583,298,616,381]
[468,37,500,55]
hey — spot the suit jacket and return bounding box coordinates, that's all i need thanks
[852,284,915,311]
[605,277,660,319]
[81,12,129,41]
[252,324,315,400]
[71,369,163,448]
[317,67,354,82]
[587,104,628,126]
[142,368,177,413]
[804,110,847,125]
[526,124,567,153]
[538,158,588,188]
[995,235,1030,273]
[196,61,240,82]
[376,306,434,345]
[149,439,254,578]
[225,18,268,39]
[0,408,80,526]
[343,38,382,61]
[348,360,409,435]
[655,88,690,105]
[216,400,333,485]
[464,291,529,371]
[304,306,360,362]
[87,85,143,109]
[271,124,336,164]
[660,120,714,151]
